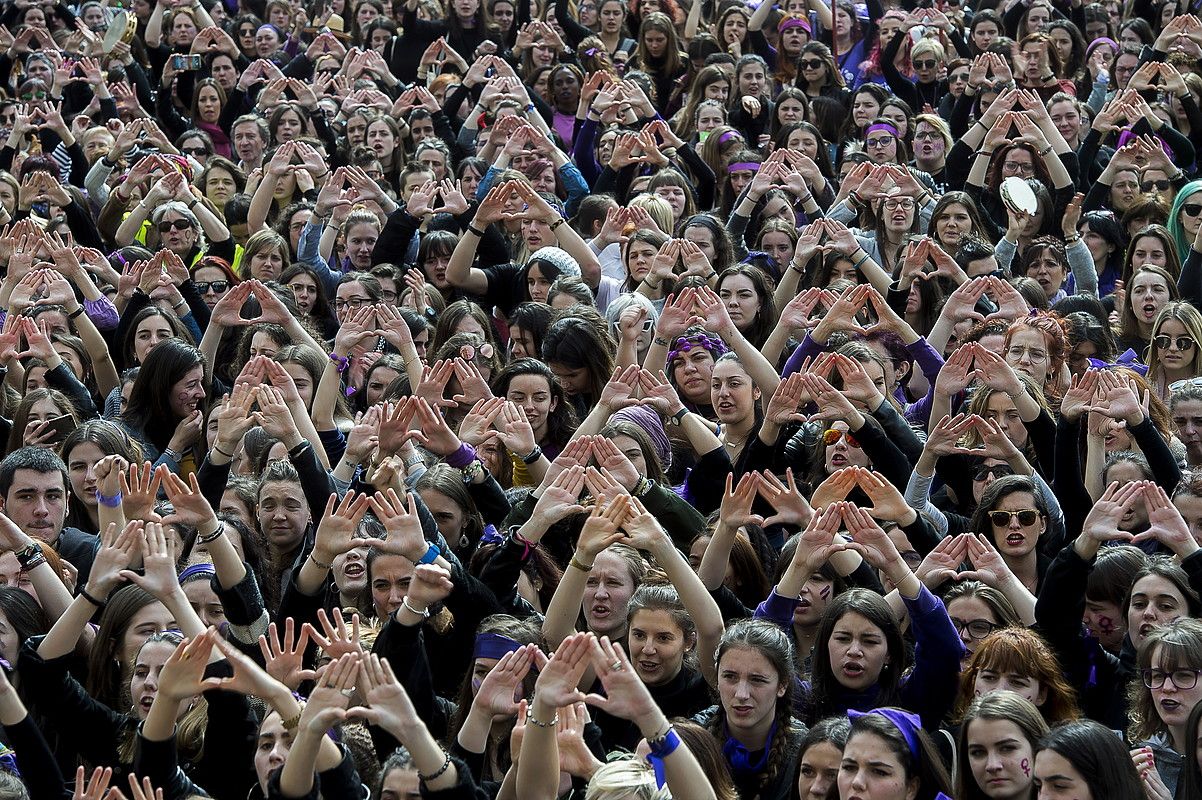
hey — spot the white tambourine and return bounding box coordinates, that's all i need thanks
[102,10,136,54]
[1000,176,1037,216]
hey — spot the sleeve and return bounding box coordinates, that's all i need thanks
[878,33,919,111]
[1179,246,1202,311]
[753,589,798,630]
[45,362,99,420]
[2,714,64,800]
[1034,543,1118,685]
[639,481,707,551]
[897,585,965,730]
[1067,237,1098,296]
[1129,417,1182,493]
[370,618,449,749]
[134,726,214,800]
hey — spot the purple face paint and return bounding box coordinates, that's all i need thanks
[819,584,831,600]
[1020,758,1030,777]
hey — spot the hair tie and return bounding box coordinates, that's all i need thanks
[473,632,523,660]
[727,161,761,173]
[1087,348,1148,376]
[778,15,811,33]
[717,130,742,145]
[865,122,900,139]
[178,563,217,583]
[848,708,923,760]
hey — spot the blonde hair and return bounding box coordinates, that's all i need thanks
[628,194,674,234]
[586,758,669,800]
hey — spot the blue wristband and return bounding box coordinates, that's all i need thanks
[417,543,440,565]
[648,727,681,758]
[95,489,123,508]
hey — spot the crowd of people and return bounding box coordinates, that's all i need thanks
[0,0,1200,798]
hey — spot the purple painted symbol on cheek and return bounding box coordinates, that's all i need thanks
[1096,615,1115,633]
[820,584,831,600]
[1020,758,1030,777]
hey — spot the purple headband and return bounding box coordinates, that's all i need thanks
[1087,348,1148,376]
[778,16,811,33]
[583,47,598,56]
[718,130,743,145]
[667,332,729,364]
[178,563,216,583]
[848,708,924,760]
[474,632,523,660]
[727,161,760,173]
[865,122,900,139]
[1116,128,1174,161]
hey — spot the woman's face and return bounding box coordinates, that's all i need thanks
[984,391,1028,450]
[827,610,890,690]
[255,27,281,56]
[834,7,852,37]
[865,130,898,164]
[823,420,869,473]
[672,347,714,404]
[881,105,909,137]
[583,549,635,637]
[204,167,237,207]
[27,395,62,424]
[130,640,179,720]
[183,578,226,628]
[370,553,414,618]
[1080,222,1115,266]
[838,731,914,800]
[643,28,668,58]
[158,211,197,255]
[711,358,758,425]
[881,195,914,233]
[794,574,834,627]
[192,266,231,310]
[973,664,1047,707]
[1130,269,1172,328]
[611,433,648,478]
[119,601,174,670]
[777,97,806,125]
[989,489,1045,559]
[1146,642,1202,733]
[284,273,318,317]
[718,645,786,733]
[249,331,281,360]
[760,231,795,267]
[624,240,659,286]
[935,202,973,249]
[170,365,206,419]
[66,441,106,507]
[878,15,902,45]
[491,0,515,30]
[366,121,396,160]
[703,80,730,103]
[1082,595,1125,652]
[947,595,1000,665]
[851,92,881,128]
[653,184,687,221]
[1131,235,1168,271]
[274,109,303,142]
[791,129,818,160]
[255,713,293,795]
[913,121,945,164]
[1155,317,1196,373]
[599,0,623,32]
[718,274,762,333]
[628,608,690,686]
[1109,169,1139,212]
[1127,574,1188,651]
[133,314,175,364]
[1006,327,1052,384]
[722,13,747,45]
[683,225,716,263]
[249,246,284,281]
[196,86,221,124]
[171,12,198,44]
[798,741,843,800]
[1034,749,1091,800]
[738,63,766,97]
[346,223,379,269]
[419,487,466,548]
[966,718,1036,800]
[1180,192,1202,238]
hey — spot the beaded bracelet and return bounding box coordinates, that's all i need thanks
[418,750,452,782]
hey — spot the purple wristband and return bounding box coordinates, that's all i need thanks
[444,443,478,468]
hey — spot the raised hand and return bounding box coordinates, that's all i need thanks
[758,468,813,528]
[306,607,362,660]
[312,491,371,568]
[118,522,180,602]
[473,644,536,717]
[719,472,764,529]
[1078,481,1140,557]
[259,617,317,691]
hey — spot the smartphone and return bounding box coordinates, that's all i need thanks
[171,54,203,71]
[46,414,76,442]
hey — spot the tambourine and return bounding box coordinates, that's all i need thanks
[1000,176,1037,216]
[102,9,137,54]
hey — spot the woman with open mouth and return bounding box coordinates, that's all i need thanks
[1126,619,1202,798]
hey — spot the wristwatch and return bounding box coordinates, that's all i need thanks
[669,408,688,426]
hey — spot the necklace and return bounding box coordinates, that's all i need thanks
[723,436,745,449]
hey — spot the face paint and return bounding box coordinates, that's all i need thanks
[820,585,832,599]
[1021,758,1030,777]
[1095,615,1115,633]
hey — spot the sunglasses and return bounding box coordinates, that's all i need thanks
[972,464,1015,482]
[988,509,1041,527]
[182,146,208,156]
[157,219,192,233]
[800,58,824,70]
[949,72,969,82]
[1184,203,1202,217]
[193,280,229,294]
[1154,334,1196,351]
[20,91,47,100]
[913,59,938,69]
[822,429,860,448]
[1141,180,1171,191]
